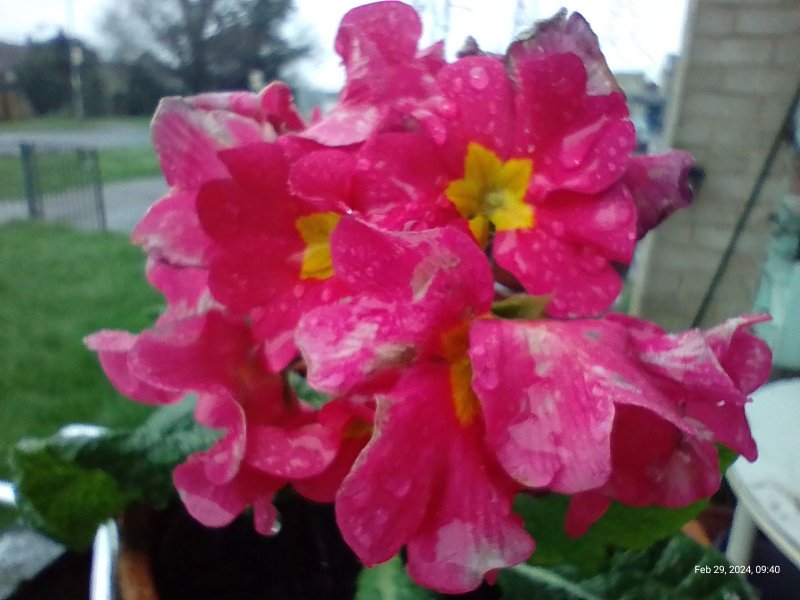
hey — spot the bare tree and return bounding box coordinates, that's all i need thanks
[102,0,308,93]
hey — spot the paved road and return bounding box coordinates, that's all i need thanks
[0,176,167,233]
[0,123,151,151]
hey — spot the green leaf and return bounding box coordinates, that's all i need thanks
[515,493,706,574]
[355,555,436,600]
[499,534,758,600]
[10,396,219,548]
[287,371,330,409]
[491,294,552,320]
[11,441,131,549]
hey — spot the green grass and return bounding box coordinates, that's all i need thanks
[0,221,162,482]
[0,145,160,201]
[0,115,151,132]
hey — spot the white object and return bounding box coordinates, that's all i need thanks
[726,378,800,568]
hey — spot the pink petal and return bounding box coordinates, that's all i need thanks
[493,228,622,317]
[288,149,357,213]
[703,314,772,395]
[350,133,459,230]
[131,191,213,267]
[146,258,213,324]
[195,391,247,485]
[436,56,516,157]
[151,97,269,190]
[173,458,280,530]
[335,364,533,593]
[514,53,634,195]
[129,312,252,393]
[245,422,339,479]
[508,10,620,96]
[298,219,493,394]
[334,1,422,77]
[259,81,306,134]
[469,319,615,493]
[624,151,694,238]
[564,491,611,537]
[536,184,637,264]
[84,330,179,405]
[608,405,721,507]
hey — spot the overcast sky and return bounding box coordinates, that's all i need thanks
[0,0,689,88]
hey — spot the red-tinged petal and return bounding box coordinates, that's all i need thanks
[129,312,251,393]
[416,40,447,73]
[301,103,384,147]
[146,258,213,324]
[208,235,302,311]
[195,392,246,485]
[185,90,262,120]
[346,364,532,594]
[609,405,721,508]
[508,10,620,96]
[564,491,612,537]
[703,314,772,395]
[289,149,357,213]
[216,142,290,196]
[293,437,367,503]
[84,330,180,405]
[131,191,213,267]
[331,217,492,308]
[259,81,306,134]
[335,395,440,565]
[493,228,622,317]
[298,220,493,393]
[196,178,297,246]
[514,53,634,195]
[536,184,637,264]
[624,151,694,238]
[335,1,422,76]
[173,458,280,530]
[469,319,615,493]
[297,299,421,394]
[350,133,460,230]
[245,422,339,479]
[437,56,515,157]
[151,97,269,190]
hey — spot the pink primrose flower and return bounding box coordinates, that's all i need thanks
[133,84,303,268]
[300,1,447,146]
[466,313,771,537]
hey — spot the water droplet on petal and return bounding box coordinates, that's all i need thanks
[270,519,282,535]
[469,66,489,90]
[550,220,566,237]
[293,284,305,299]
[435,98,457,117]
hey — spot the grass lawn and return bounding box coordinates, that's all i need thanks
[0,145,160,201]
[0,221,162,482]
[0,115,151,133]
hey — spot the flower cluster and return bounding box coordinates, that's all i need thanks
[86,2,771,594]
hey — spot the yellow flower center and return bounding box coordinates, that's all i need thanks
[295,212,341,280]
[445,142,535,246]
[440,322,480,426]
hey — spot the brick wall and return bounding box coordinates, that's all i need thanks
[636,0,800,330]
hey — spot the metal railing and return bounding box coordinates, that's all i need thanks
[0,142,106,231]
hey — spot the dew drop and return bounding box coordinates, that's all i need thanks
[293,284,305,299]
[270,519,282,535]
[550,220,566,237]
[469,66,489,90]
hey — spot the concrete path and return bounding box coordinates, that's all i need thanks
[104,177,167,232]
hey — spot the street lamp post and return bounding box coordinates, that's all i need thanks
[66,0,85,120]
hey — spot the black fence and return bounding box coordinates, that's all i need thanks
[0,142,106,230]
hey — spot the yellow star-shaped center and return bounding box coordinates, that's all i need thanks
[295,212,341,280]
[445,142,534,246]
